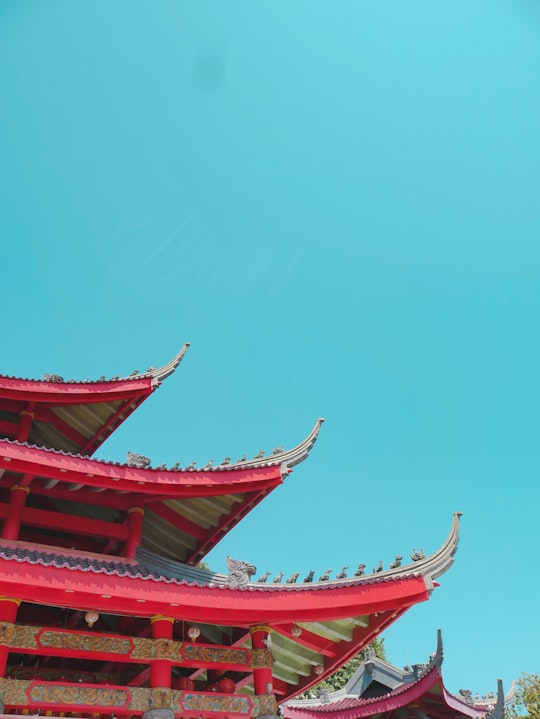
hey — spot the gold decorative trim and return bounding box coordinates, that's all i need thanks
[183,644,250,667]
[0,680,271,717]
[253,694,279,717]
[181,692,251,715]
[29,684,130,708]
[150,688,173,709]
[0,622,261,669]
[249,625,271,634]
[249,648,274,668]
[10,485,30,495]
[38,630,133,654]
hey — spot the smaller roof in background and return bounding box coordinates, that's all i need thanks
[283,630,513,719]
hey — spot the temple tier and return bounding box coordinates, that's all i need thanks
[282,631,513,719]
[0,347,460,718]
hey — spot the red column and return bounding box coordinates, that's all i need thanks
[150,615,174,688]
[17,407,34,442]
[250,625,273,695]
[0,598,20,675]
[3,406,36,541]
[2,485,30,540]
[125,507,144,558]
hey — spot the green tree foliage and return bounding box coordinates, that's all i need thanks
[311,638,386,694]
[508,674,540,719]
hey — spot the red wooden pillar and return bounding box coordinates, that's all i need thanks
[150,615,174,688]
[17,407,34,442]
[250,625,273,695]
[2,485,30,540]
[125,507,144,558]
[0,598,20,676]
[2,405,36,541]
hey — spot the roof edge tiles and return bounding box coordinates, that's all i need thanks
[0,343,190,388]
[249,514,461,590]
[0,515,458,594]
[0,541,432,624]
[0,418,324,476]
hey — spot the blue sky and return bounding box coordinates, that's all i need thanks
[1,0,539,695]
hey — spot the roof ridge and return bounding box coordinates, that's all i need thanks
[250,516,461,590]
[0,343,190,386]
[0,418,324,474]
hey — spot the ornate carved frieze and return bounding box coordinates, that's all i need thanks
[130,636,183,662]
[250,648,274,668]
[7,668,123,684]
[149,688,174,709]
[0,679,275,717]
[182,692,251,715]
[29,684,130,708]
[0,622,15,645]
[1,622,258,669]
[183,644,250,667]
[252,694,279,717]
[38,629,133,655]
[0,677,31,707]
[11,623,39,649]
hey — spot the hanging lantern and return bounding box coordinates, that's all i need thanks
[218,678,235,694]
[85,611,99,628]
[291,626,302,639]
[187,626,200,642]
[174,677,194,691]
[314,664,324,675]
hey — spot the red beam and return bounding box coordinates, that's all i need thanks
[18,532,106,552]
[0,376,155,406]
[272,624,337,658]
[129,667,150,687]
[0,558,430,626]
[19,505,128,540]
[29,482,136,511]
[33,407,90,449]
[278,608,414,700]
[0,419,17,437]
[0,399,26,415]
[0,441,284,498]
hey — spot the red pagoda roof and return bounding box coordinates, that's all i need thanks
[282,630,510,719]
[0,344,189,455]
[0,348,462,704]
[0,514,461,700]
[0,419,323,562]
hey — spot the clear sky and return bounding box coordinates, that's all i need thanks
[1,0,539,697]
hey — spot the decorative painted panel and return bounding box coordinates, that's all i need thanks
[0,622,269,668]
[0,679,276,717]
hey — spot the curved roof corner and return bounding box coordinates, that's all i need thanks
[413,512,462,587]
[281,418,325,470]
[146,342,190,386]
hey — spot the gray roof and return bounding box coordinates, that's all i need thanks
[284,630,513,719]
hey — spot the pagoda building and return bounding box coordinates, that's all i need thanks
[0,345,460,719]
[282,631,512,719]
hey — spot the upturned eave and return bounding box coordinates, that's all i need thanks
[0,545,430,624]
